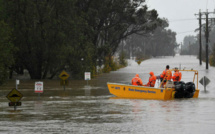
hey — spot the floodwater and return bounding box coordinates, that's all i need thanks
[0,55,215,134]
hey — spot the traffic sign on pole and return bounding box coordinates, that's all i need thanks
[59,70,70,80]
[35,81,44,93]
[199,76,210,92]
[6,88,23,103]
[85,72,91,80]
[59,70,70,90]
[199,76,210,86]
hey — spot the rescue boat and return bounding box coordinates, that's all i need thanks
[107,69,200,100]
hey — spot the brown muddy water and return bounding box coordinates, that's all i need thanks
[0,55,215,134]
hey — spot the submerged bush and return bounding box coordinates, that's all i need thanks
[209,55,215,66]
[103,55,127,73]
[209,44,215,67]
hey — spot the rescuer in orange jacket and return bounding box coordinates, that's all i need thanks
[160,65,172,81]
[131,74,143,86]
[172,67,182,82]
[160,65,172,86]
[144,71,157,87]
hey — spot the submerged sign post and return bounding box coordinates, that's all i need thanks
[59,70,69,90]
[35,81,43,99]
[199,76,210,92]
[85,72,91,86]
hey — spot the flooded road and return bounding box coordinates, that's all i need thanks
[0,55,215,134]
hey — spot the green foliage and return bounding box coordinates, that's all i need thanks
[209,44,215,66]
[122,24,177,58]
[209,55,215,66]
[181,35,198,55]
[103,53,128,73]
[1,0,166,80]
[119,51,128,67]
[103,56,118,73]
[0,21,14,85]
[3,0,92,79]
[79,0,161,68]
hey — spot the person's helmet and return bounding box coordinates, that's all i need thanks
[149,72,154,76]
[135,74,139,77]
[174,67,178,71]
[166,65,170,69]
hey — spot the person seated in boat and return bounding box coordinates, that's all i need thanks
[143,71,156,87]
[172,67,182,83]
[131,74,143,86]
[159,65,172,86]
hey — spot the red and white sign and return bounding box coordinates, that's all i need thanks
[35,82,43,93]
[85,72,91,80]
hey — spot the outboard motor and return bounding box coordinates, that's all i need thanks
[174,81,185,98]
[184,82,195,98]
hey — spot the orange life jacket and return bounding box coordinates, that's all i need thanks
[146,75,156,87]
[131,74,143,86]
[160,69,172,80]
[172,71,182,81]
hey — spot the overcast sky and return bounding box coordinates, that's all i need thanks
[146,0,215,44]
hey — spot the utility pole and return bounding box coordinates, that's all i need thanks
[205,9,209,69]
[195,9,215,69]
[195,10,203,65]
[199,9,202,65]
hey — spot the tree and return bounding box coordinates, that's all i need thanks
[0,20,14,85]
[181,35,197,55]
[4,0,91,79]
[122,18,177,58]
[76,0,162,71]
[1,0,171,80]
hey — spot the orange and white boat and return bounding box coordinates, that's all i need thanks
[107,69,200,100]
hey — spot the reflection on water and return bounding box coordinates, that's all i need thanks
[1,55,215,134]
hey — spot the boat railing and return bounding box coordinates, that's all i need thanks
[174,69,198,90]
[158,69,199,90]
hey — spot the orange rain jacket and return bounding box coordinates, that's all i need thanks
[145,72,157,87]
[131,74,143,86]
[172,71,182,82]
[160,69,172,81]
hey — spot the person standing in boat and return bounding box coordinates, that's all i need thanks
[144,71,157,87]
[172,67,182,82]
[159,65,172,86]
[131,74,143,86]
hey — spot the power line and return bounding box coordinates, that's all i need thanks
[169,18,196,22]
[177,30,195,35]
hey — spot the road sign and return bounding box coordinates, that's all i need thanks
[16,79,20,89]
[6,88,23,102]
[16,80,20,85]
[35,81,44,93]
[59,70,70,80]
[85,72,91,80]
[199,76,210,86]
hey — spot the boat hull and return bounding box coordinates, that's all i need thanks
[107,83,199,100]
